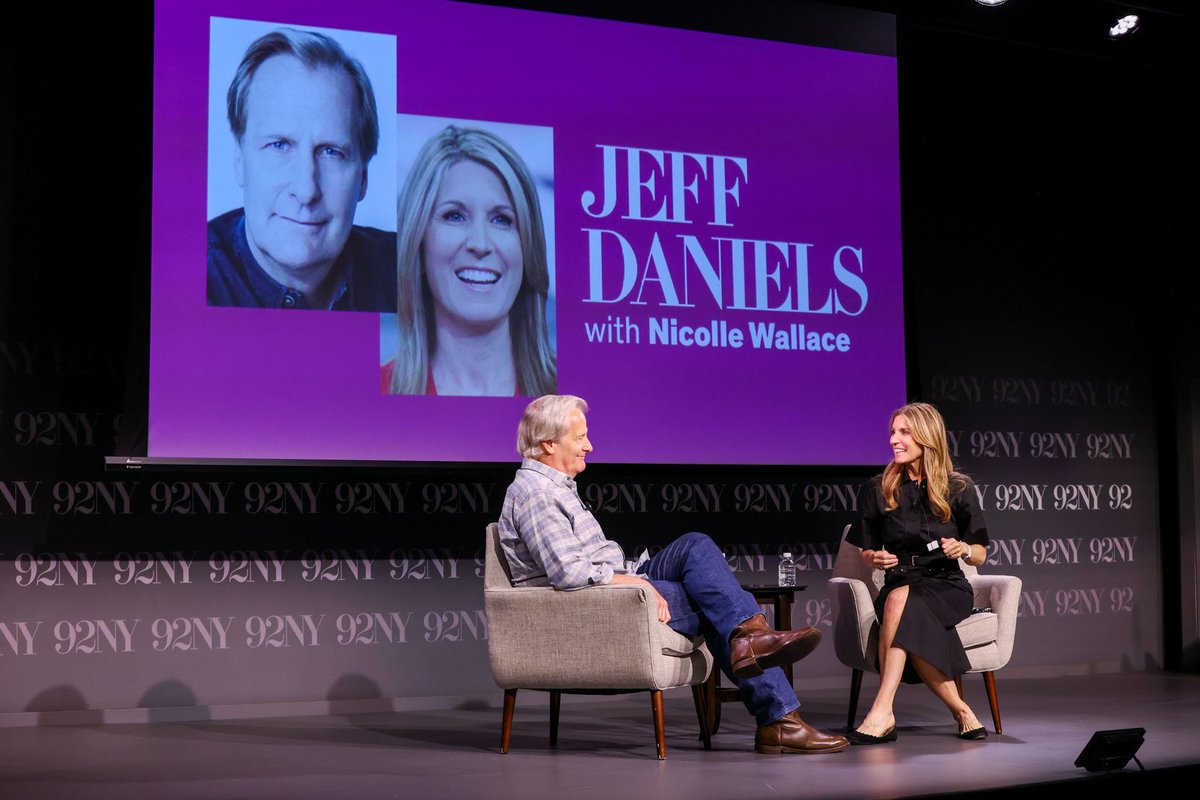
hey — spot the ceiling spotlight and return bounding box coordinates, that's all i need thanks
[1109,14,1139,38]
[974,0,1009,6]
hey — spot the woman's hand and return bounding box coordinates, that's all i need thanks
[940,537,972,560]
[863,547,898,570]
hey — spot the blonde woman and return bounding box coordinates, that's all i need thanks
[383,125,555,396]
[847,402,990,744]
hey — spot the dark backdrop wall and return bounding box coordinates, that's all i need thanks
[1,2,1196,720]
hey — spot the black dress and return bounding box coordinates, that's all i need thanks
[848,472,990,683]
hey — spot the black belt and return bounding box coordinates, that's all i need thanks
[894,552,946,567]
[887,553,956,576]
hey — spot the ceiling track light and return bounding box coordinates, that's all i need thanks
[1109,14,1140,39]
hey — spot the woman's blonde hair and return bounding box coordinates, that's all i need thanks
[389,125,556,395]
[881,402,966,523]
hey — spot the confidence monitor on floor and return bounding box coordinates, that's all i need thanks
[1074,727,1146,772]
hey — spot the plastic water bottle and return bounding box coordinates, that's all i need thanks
[777,551,796,587]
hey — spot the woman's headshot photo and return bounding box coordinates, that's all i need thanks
[382,117,556,397]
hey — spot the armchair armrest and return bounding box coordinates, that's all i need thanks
[827,577,879,672]
[967,574,1022,667]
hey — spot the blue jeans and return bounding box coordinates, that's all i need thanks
[640,532,800,726]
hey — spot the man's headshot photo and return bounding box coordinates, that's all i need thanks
[206,19,397,312]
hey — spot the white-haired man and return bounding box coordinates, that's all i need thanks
[497,394,849,754]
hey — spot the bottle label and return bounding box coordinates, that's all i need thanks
[778,557,796,587]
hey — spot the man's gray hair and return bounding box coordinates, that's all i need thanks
[518,395,588,458]
[226,28,380,163]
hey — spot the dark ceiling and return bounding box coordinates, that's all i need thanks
[834,0,1198,70]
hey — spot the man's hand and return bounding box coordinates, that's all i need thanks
[611,573,671,624]
[648,582,671,624]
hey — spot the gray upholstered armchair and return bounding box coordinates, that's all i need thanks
[483,523,714,759]
[827,524,1021,733]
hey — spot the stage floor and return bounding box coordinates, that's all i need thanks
[1,672,1196,799]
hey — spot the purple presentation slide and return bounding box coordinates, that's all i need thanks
[151,0,904,465]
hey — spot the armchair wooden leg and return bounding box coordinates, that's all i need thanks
[549,691,561,748]
[698,666,724,736]
[847,669,863,730]
[982,671,1002,734]
[501,689,517,754]
[651,690,667,760]
[691,684,712,750]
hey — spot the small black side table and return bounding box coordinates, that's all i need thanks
[699,585,806,737]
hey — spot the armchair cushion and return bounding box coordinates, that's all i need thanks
[956,611,999,649]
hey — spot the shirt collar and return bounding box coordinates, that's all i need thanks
[519,457,576,489]
[234,213,351,310]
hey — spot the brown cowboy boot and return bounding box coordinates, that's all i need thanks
[756,711,850,754]
[729,614,821,678]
